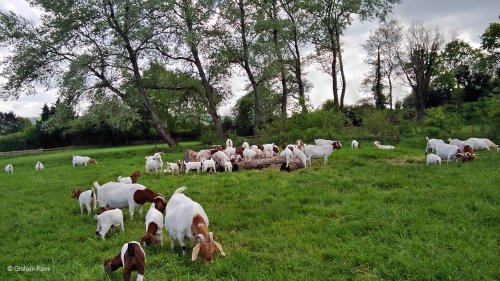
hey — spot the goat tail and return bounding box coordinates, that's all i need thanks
[127,243,136,258]
[91,187,97,209]
[93,181,100,190]
[173,186,187,195]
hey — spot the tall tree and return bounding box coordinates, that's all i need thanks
[307,0,401,109]
[216,0,276,134]
[154,0,228,140]
[0,1,186,147]
[362,19,402,109]
[397,22,444,120]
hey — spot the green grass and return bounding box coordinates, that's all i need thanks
[0,141,499,280]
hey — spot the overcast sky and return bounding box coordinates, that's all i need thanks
[0,0,499,117]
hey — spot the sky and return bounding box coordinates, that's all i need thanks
[0,0,499,117]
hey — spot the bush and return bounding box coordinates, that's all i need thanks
[199,129,219,145]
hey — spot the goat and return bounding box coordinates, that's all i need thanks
[35,161,44,171]
[351,140,359,149]
[224,161,233,172]
[226,139,233,148]
[93,181,164,219]
[4,164,13,174]
[183,161,202,174]
[72,156,97,167]
[164,162,180,175]
[71,187,96,215]
[141,205,164,246]
[145,152,163,174]
[303,142,342,165]
[95,208,124,239]
[202,159,217,173]
[425,137,445,152]
[104,242,145,281]
[373,141,395,150]
[435,143,461,163]
[466,138,499,151]
[118,171,141,184]
[280,146,294,168]
[164,187,225,263]
[243,148,257,161]
[426,153,442,165]
[211,151,230,166]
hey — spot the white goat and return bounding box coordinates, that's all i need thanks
[93,181,161,219]
[226,139,233,148]
[211,151,230,166]
[466,138,499,151]
[4,164,13,174]
[243,148,257,161]
[280,146,294,168]
[95,208,124,239]
[72,188,97,215]
[164,187,225,263]
[72,155,97,167]
[202,159,216,173]
[351,140,359,149]
[224,161,233,172]
[448,138,468,151]
[261,143,275,158]
[164,162,180,175]
[183,161,202,174]
[196,149,212,162]
[426,153,442,165]
[425,137,444,152]
[35,161,44,170]
[141,205,164,246]
[242,142,250,149]
[373,141,395,150]
[303,142,342,165]
[435,143,460,163]
[145,152,163,174]
[291,146,309,167]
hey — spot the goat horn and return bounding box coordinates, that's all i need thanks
[196,233,205,244]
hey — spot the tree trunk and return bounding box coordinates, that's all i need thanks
[190,46,225,140]
[331,48,339,107]
[237,156,304,171]
[388,74,393,110]
[337,31,346,110]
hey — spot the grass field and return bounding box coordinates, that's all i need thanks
[0,141,498,280]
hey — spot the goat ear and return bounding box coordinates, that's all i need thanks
[214,240,225,256]
[192,243,201,261]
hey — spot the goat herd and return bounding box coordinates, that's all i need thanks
[2,136,499,280]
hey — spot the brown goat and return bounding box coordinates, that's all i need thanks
[104,242,145,281]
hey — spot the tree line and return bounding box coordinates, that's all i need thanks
[0,1,498,148]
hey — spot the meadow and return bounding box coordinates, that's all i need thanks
[0,140,498,281]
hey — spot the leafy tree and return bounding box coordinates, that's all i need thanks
[306,0,401,109]
[397,22,444,121]
[0,1,182,147]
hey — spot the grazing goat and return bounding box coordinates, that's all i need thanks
[456,152,477,163]
[466,138,499,151]
[118,171,141,184]
[93,181,164,219]
[242,142,249,149]
[4,164,13,174]
[164,162,180,175]
[435,143,460,163]
[95,208,124,239]
[280,146,294,168]
[71,187,97,215]
[314,139,342,147]
[373,141,395,150]
[35,161,44,171]
[448,138,468,151]
[164,187,225,263]
[303,142,342,165]
[72,156,97,167]
[145,152,163,174]
[202,159,217,173]
[426,154,442,165]
[211,151,230,166]
[224,161,233,172]
[351,140,359,149]
[196,149,212,162]
[226,139,233,148]
[183,161,202,173]
[243,148,257,161]
[141,205,164,246]
[425,137,445,152]
[104,242,145,281]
